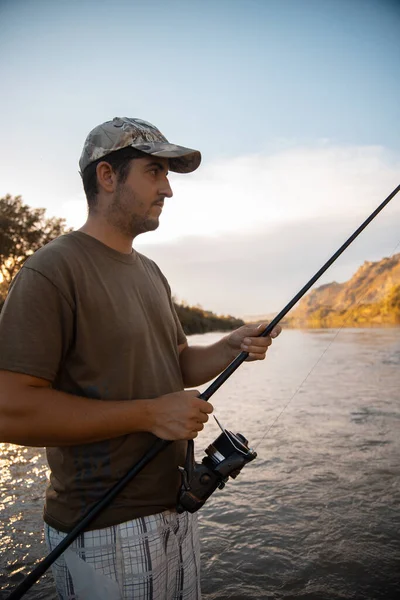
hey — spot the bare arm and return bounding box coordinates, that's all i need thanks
[0,370,213,446]
[179,338,235,388]
[179,322,282,388]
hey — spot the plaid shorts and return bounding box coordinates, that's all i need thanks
[44,510,201,600]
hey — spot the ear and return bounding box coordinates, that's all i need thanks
[96,161,117,193]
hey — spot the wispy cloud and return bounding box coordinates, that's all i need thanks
[138,143,400,245]
[135,144,400,316]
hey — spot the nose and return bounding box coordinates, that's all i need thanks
[159,175,173,198]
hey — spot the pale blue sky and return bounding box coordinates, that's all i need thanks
[1,0,399,316]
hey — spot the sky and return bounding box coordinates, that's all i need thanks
[1,0,400,318]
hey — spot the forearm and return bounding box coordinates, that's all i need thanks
[179,336,235,387]
[0,381,153,447]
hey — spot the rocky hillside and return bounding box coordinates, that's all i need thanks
[287,253,400,327]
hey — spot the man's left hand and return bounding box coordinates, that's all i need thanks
[225,322,282,362]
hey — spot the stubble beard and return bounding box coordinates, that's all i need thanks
[106,183,160,239]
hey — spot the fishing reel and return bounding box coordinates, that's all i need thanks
[176,425,257,513]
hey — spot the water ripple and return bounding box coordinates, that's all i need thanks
[1,329,400,599]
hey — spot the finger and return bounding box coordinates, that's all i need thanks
[197,412,209,424]
[270,325,282,338]
[197,401,214,414]
[255,322,282,338]
[242,322,267,337]
[186,389,201,397]
[244,347,268,358]
[246,352,266,361]
[249,336,273,347]
[187,420,204,433]
[241,337,272,352]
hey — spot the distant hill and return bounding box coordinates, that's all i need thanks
[286,253,400,328]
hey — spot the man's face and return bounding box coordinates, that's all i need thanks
[105,155,173,238]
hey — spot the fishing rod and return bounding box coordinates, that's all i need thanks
[7,182,400,600]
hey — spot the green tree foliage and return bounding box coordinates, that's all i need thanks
[173,300,244,335]
[0,195,72,309]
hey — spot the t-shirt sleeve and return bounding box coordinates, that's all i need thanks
[0,266,74,382]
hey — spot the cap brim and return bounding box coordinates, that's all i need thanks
[131,142,201,174]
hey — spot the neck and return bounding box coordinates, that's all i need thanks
[79,216,135,254]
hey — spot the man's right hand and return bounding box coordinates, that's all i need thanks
[0,371,213,446]
[148,390,213,440]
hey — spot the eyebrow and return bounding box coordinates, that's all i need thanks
[146,160,169,174]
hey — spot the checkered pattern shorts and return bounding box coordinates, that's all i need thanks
[44,510,201,600]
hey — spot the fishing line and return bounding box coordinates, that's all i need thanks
[389,240,400,255]
[253,333,339,451]
[253,235,400,452]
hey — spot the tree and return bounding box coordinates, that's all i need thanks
[0,194,72,288]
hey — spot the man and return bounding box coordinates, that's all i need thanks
[0,117,281,599]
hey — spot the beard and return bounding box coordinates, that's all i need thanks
[105,182,160,238]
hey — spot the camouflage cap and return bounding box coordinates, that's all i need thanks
[79,117,201,174]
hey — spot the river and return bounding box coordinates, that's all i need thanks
[1,328,399,599]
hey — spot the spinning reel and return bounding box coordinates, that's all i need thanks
[177,421,257,513]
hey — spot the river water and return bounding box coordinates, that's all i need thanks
[1,328,399,599]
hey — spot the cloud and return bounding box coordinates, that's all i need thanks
[139,143,400,244]
[3,142,397,318]
[137,208,400,318]
[135,144,400,316]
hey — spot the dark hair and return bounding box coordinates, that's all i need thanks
[81,147,149,210]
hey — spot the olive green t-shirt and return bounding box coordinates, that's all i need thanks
[0,231,188,532]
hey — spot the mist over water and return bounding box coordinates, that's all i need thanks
[1,329,399,599]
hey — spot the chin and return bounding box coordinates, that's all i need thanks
[137,219,159,235]
[145,218,160,232]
